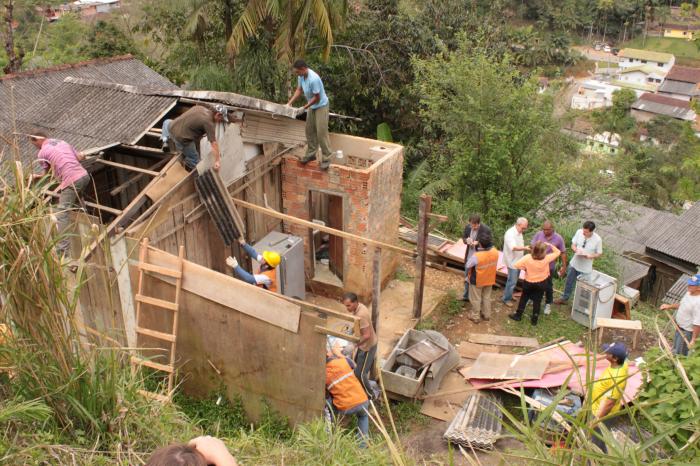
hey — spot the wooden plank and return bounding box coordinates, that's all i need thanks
[110,157,171,196]
[94,158,160,176]
[232,198,415,257]
[457,342,500,360]
[413,194,431,318]
[131,356,174,373]
[136,326,176,342]
[135,294,179,311]
[468,333,539,348]
[139,261,182,279]
[463,353,549,380]
[44,190,123,215]
[371,247,381,333]
[145,245,301,333]
[314,325,360,343]
[596,317,642,330]
[110,237,137,349]
[138,389,170,403]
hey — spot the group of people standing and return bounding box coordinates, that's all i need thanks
[460,214,604,326]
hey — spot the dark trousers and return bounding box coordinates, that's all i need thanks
[591,418,616,453]
[545,274,553,305]
[354,345,377,395]
[514,279,548,323]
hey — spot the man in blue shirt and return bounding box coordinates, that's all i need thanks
[286,59,332,170]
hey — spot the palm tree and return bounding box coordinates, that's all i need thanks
[227,0,347,66]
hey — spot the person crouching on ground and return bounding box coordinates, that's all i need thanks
[325,344,370,448]
[465,234,499,324]
[146,435,238,466]
[590,342,629,453]
[225,238,281,292]
[508,241,561,326]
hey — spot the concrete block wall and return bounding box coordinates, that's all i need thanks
[280,145,403,301]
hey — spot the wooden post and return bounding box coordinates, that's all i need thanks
[371,247,381,333]
[412,194,432,319]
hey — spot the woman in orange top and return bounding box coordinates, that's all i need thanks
[508,241,561,325]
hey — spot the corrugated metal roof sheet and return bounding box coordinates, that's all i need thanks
[646,215,700,265]
[666,65,700,83]
[663,274,691,304]
[632,93,695,120]
[680,202,700,225]
[658,79,698,96]
[619,48,674,63]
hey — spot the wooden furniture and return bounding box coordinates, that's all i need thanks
[596,317,643,349]
[130,238,184,402]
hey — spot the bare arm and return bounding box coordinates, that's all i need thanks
[358,325,371,348]
[660,303,680,311]
[287,87,303,106]
[691,325,700,346]
[211,141,221,171]
[303,93,320,109]
[596,397,617,419]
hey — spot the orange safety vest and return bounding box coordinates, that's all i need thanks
[468,247,499,287]
[325,357,368,411]
[258,269,277,293]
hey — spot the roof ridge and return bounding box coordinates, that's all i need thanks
[0,55,135,82]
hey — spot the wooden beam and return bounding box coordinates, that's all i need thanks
[314,325,360,343]
[119,144,168,155]
[412,194,431,319]
[44,190,122,215]
[110,157,171,196]
[371,247,381,333]
[111,236,137,349]
[84,156,182,259]
[231,198,415,257]
[95,158,160,176]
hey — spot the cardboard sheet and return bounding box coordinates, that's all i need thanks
[420,371,471,421]
[468,333,539,348]
[457,341,500,359]
[438,241,526,277]
[463,353,549,380]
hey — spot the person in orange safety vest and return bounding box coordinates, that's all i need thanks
[225,239,281,292]
[466,234,499,324]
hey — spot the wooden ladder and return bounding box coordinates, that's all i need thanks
[131,238,185,403]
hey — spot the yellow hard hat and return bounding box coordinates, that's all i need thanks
[262,250,281,268]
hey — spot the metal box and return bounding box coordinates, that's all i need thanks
[252,231,305,299]
[571,270,617,329]
[381,329,430,398]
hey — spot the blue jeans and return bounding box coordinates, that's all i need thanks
[561,265,583,302]
[329,399,369,447]
[673,328,693,356]
[463,262,470,299]
[162,119,200,170]
[502,267,520,303]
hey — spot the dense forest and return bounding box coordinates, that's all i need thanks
[3,0,700,235]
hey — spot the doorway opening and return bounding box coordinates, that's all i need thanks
[309,191,344,287]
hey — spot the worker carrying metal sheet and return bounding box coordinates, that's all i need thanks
[161,104,229,171]
[225,238,280,292]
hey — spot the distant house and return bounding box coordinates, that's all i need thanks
[618,48,675,73]
[663,23,700,40]
[658,65,700,101]
[630,93,696,122]
[57,0,121,19]
[583,132,621,156]
[571,80,621,110]
[616,65,667,88]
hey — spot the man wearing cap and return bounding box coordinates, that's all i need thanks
[660,274,700,356]
[286,59,332,170]
[29,131,90,258]
[590,341,629,453]
[161,104,229,171]
[225,239,281,292]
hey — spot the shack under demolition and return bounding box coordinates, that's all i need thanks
[0,57,405,423]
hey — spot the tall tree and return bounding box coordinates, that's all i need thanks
[2,0,24,74]
[227,0,347,66]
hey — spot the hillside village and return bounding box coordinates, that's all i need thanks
[1,1,700,465]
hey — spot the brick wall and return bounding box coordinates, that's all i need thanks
[281,146,403,302]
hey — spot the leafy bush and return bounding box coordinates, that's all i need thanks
[637,347,700,444]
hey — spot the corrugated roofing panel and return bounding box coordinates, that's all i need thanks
[663,274,691,304]
[666,65,700,83]
[646,217,700,265]
[658,79,698,96]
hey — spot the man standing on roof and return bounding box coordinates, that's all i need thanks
[341,292,378,397]
[502,217,530,308]
[460,214,492,303]
[555,221,603,305]
[286,59,332,170]
[29,131,90,258]
[660,273,700,356]
[466,234,499,324]
[161,104,229,172]
[225,239,280,292]
[530,220,567,315]
[590,342,629,453]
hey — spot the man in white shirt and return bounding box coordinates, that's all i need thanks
[554,220,603,304]
[502,217,530,307]
[661,274,700,356]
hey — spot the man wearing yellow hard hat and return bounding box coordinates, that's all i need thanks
[226,239,281,292]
